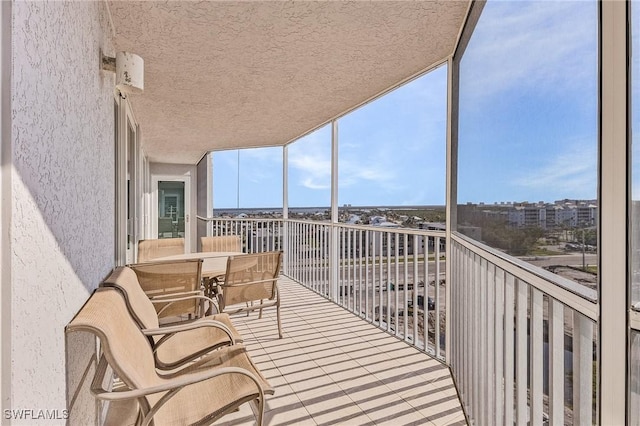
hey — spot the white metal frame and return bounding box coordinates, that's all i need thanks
[115,96,140,265]
[446,0,632,423]
[282,145,289,274]
[599,1,628,423]
[330,120,339,300]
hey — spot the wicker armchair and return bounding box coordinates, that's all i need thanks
[200,235,242,252]
[137,238,185,263]
[216,251,283,338]
[101,266,243,370]
[67,288,273,426]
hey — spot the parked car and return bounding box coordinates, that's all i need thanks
[417,295,436,311]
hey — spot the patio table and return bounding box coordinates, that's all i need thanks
[154,251,242,279]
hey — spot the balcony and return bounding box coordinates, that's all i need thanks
[218,276,465,425]
[200,217,600,425]
[6,1,634,424]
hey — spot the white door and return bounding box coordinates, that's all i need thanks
[152,175,191,251]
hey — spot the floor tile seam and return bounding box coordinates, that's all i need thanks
[422,405,468,426]
[263,404,319,426]
[296,388,357,417]
[399,385,463,409]
[350,397,429,424]
[339,372,431,401]
[340,380,411,409]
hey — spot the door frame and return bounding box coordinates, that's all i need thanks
[115,95,140,265]
[151,174,191,252]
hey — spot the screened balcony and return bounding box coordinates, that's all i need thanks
[93,1,632,425]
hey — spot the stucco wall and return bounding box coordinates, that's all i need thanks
[10,1,115,424]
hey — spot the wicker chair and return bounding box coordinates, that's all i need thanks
[101,266,243,370]
[137,238,185,263]
[200,235,242,252]
[129,259,203,322]
[216,251,283,338]
[67,288,273,426]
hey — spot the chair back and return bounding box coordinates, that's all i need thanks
[137,238,185,262]
[129,259,203,320]
[220,251,281,309]
[67,288,161,391]
[201,235,242,253]
[101,266,160,330]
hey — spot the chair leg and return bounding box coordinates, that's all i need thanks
[253,394,265,426]
[277,302,282,339]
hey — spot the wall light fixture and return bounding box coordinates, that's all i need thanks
[102,51,144,95]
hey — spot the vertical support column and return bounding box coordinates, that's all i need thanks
[283,145,289,275]
[207,152,213,237]
[599,1,628,424]
[445,56,457,365]
[330,120,339,301]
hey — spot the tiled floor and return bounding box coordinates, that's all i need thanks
[218,276,467,426]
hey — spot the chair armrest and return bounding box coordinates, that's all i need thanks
[149,290,201,301]
[142,319,236,349]
[218,277,276,288]
[151,294,219,317]
[92,356,265,426]
[94,365,262,400]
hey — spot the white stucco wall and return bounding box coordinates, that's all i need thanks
[10,1,115,424]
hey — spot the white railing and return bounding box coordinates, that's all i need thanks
[201,217,284,253]
[451,233,598,426]
[203,217,447,358]
[285,220,447,360]
[201,217,599,425]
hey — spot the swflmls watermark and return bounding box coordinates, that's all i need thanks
[3,409,69,420]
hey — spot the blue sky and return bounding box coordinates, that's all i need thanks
[458,0,598,204]
[214,66,447,209]
[214,0,599,209]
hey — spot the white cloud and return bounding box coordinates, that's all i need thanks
[461,1,597,103]
[239,147,282,184]
[288,127,332,190]
[339,156,396,188]
[512,140,596,198]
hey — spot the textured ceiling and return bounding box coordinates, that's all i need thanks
[107,1,470,164]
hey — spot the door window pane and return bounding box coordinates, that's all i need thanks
[158,181,185,238]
